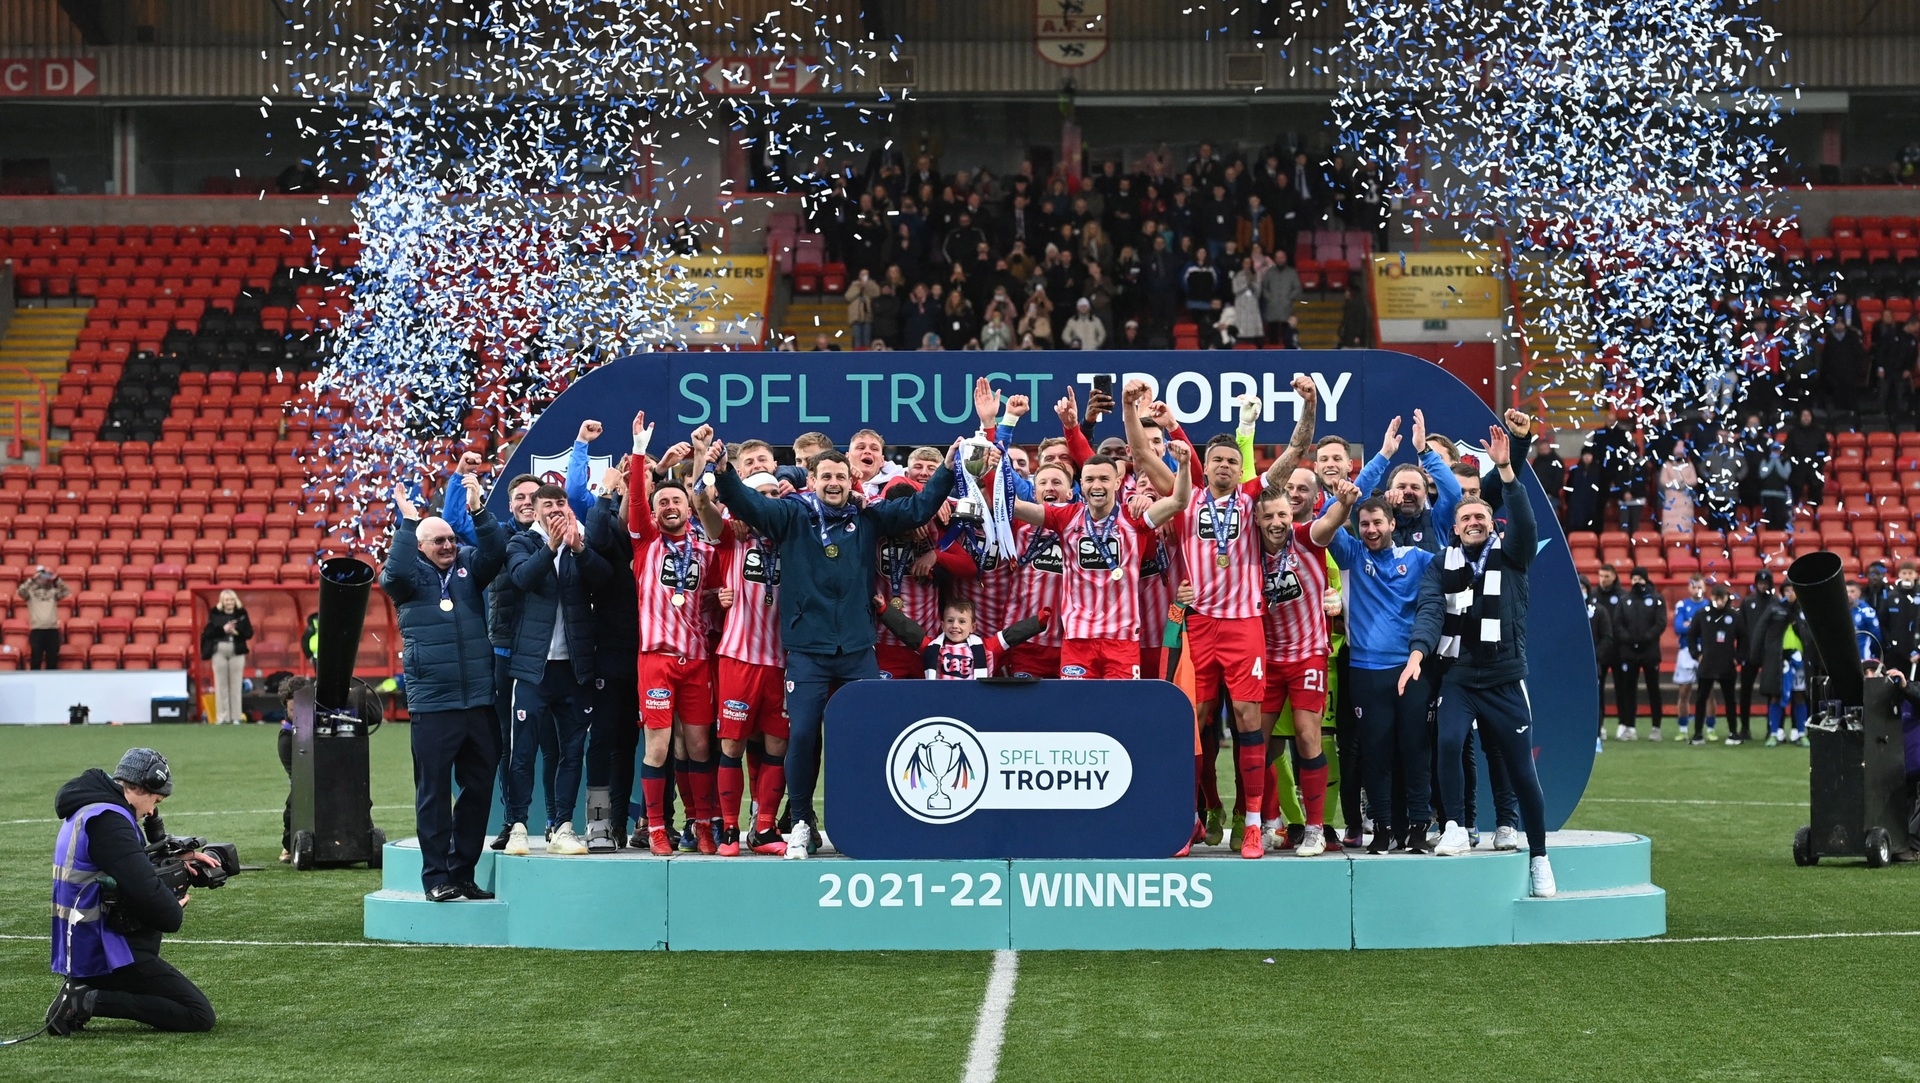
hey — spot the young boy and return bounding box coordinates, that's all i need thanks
[877,597,1051,680]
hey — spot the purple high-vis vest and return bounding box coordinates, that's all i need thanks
[51,801,138,977]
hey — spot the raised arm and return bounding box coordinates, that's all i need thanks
[440,471,478,545]
[1263,375,1318,487]
[625,411,661,543]
[469,508,508,588]
[1489,413,1536,567]
[1144,441,1194,526]
[869,460,958,535]
[1309,477,1360,548]
[687,426,728,540]
[564,420,602,519]
[1056,388,1095,472]
[1123,380,1177,495]
[379,486,423,601]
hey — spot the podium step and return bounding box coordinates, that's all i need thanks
[364,889,510,946]
[1513,884,1667,944]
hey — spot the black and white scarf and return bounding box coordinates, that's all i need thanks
[1437,536,1506,661]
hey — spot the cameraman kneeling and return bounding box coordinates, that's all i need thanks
[45,748,218,1035]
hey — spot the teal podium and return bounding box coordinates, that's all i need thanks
[364,829,1664,950]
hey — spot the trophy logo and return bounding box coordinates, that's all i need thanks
[886,717,992,824]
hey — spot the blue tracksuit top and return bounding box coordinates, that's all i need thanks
[1674,596,1708,642]
[1326,529,1438,671]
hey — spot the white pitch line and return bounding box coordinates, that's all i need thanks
[961,949,1019,1083]
[1574,930,1920,946]
[1579,798,1800,808]
[2,804,413,826]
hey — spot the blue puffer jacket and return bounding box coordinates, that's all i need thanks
[487,518,531,652]
[381,511,509,713]
[504,524,612,684]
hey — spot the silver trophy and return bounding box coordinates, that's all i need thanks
[951,435,994,525]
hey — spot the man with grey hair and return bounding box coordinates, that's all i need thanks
[381,485,509,902]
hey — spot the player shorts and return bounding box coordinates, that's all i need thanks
[1673,646,1698,685]
[716,657,789,741]
[1263,654,1330,720]
[1187,612,1266,704]
[638,652,715,730]
[1060,637,1140,680]
[1001,641,1061,680]
[875,642,921,680]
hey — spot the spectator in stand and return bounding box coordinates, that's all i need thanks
[1236,194,1275,255]
[1230,262,1265,345]
[980,308,1014,350]
[901,283,937,350]
[17,564,71,670]
[871,281,902,349]
[938,288,978,351]
[844,268,879,349]
[1611,566,1669,740]
[1062,298,1106,350]
[1144,233,1182,331]
[1819,320,1867,424]
[1583,414,1638,532]
[1878,316,1919,429]
[811,333,840,353]
[1783,408,1828,505]
[1182,247,1221,319]
[1115,319,1152,349]
[1756,439,1792,529]
[1528,440,1564,518]
[199,591,253,725]
[1657,442,1699,534]
[1337,281,1373,348]
[1699,428,1745,531]
[1563,449,1602,533]
[1259,248,1304,342]
[1018,289,1055,348]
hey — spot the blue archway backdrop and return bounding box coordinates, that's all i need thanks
[493,349,1598,830]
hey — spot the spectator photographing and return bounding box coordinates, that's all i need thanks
[18,564,72,670]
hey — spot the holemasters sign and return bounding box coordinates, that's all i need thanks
[1370,251,1502,320]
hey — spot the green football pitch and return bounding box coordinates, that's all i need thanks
[2,724,1917,1082]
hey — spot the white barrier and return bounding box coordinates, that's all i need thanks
[0,670,190,725]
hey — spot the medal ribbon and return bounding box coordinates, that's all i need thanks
[1201,487,1237,565]
[1262,540,1295,606]
[664,535,695,600]
[1083,505,1122,572]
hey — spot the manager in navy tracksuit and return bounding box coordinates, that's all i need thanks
[380,489,508,901]
[1403,411,1557,898]
[713,437,957,857]
[501,483,612,854]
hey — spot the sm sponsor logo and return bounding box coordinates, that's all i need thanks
[885,717,1133,825]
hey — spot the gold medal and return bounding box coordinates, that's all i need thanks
[1109,566,1124,581]
[439,598,454,612]
[670,593,686,608]
[890,596,904,610]
[824,543,839,558]
[1215,553,1230,569]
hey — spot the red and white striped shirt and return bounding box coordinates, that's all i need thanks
[1009,521,1065,649]
[1168,479,1266,620]
[874,536,942,649]
[1261,523,1332,663]
[953,543,1021,640]
[1041,500,1162,642]
[627,453,715,659]
[714,527,784,668]
[1138,528,1181,649]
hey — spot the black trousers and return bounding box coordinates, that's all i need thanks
[411,706,500,890]
[1435,681,1549,857]
[594,675,640,829]
[277,726,293,851]
[1595,661,1623,735]
[1350,666,1433,836]
[1737,660,1765,736]
[1693,673,1738,738]
[87,953,214,1032]
[1334,647,1362,832]
[1615,656,1663,727]
[28,627,60,670]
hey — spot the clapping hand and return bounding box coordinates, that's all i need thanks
[1379,416,1403,458]
[1480,425,1512,468]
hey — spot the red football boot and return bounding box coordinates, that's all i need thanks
[693,820,718,855]
[1241,825,1265,859]
[648,826,674,856]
